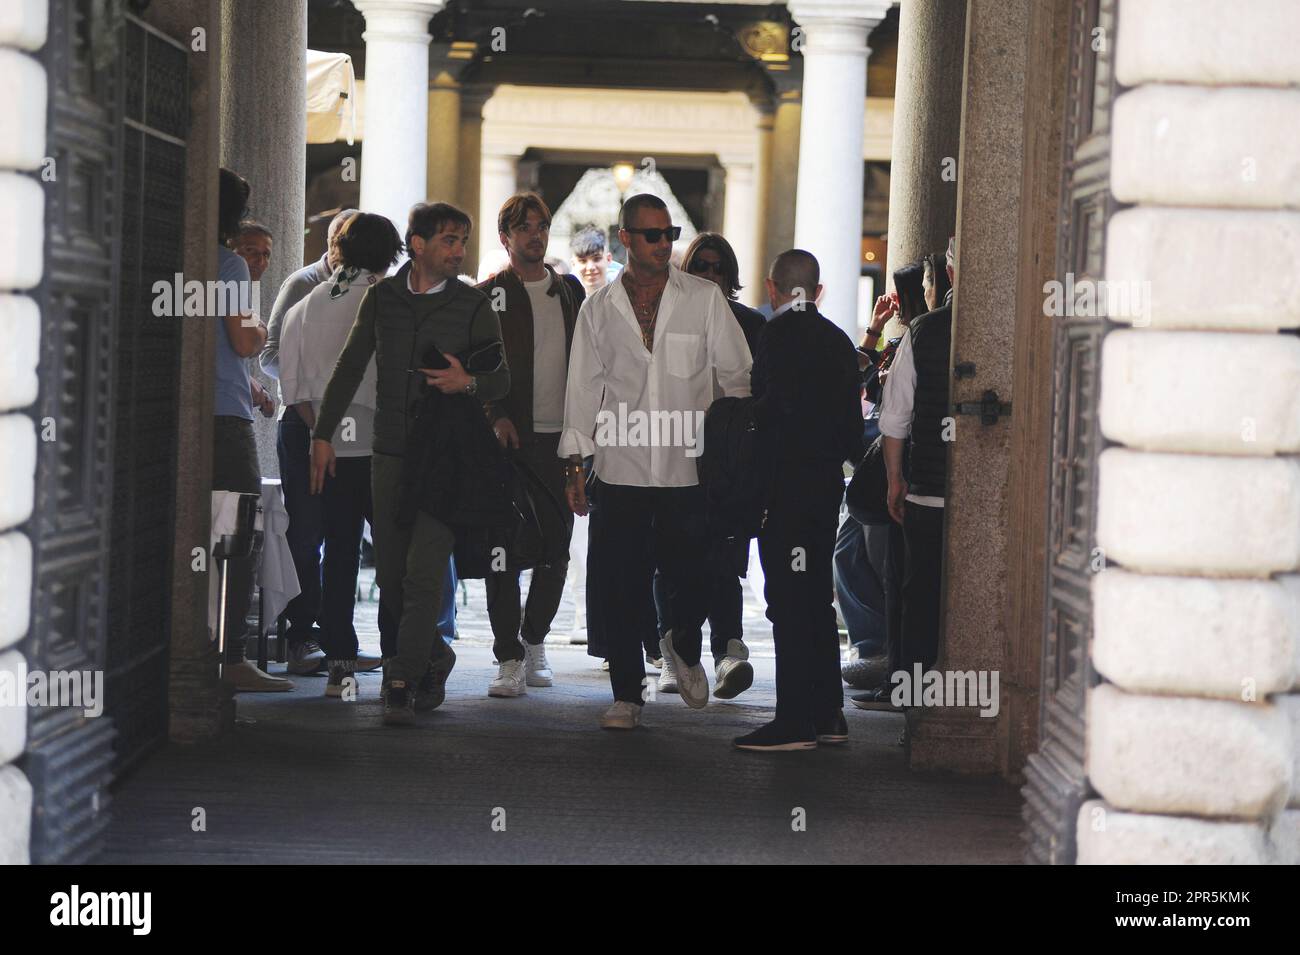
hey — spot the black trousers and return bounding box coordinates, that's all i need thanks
[653,566,743,663]
[900,500,945,672]
[590,478,709,705]
[758,464,845,731]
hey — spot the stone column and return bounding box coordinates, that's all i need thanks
[457,85,492,277]
[789,0,890,337]
[761,75,803,280]
[0,0,48,865]
[883,0,967,290]
[159,0,229,744]
[721,158,760,306]
[220,0,308,478]
[905,0,1027,776]
[478,151,519,276]
[426,68,461,204]
[352,0,444,235]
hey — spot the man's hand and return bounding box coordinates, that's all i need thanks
[887,474,908,526]
[493,417,520,449]
[565,469,588,516]
[310,438,336,495]
[420,353,472,394]
[251,379,275,418]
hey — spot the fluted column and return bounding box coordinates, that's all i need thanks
[789,0,890,336]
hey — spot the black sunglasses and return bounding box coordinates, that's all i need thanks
[624,226,681,244]
[689,259,725,276]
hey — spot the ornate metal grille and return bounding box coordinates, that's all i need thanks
[1022,0,1118,865]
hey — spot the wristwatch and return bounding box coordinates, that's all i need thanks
[465,376,478,396]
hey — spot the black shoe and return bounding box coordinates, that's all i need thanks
[733,721,817,752]
[383,681,415,726]
[815,709,849,745]
[849,685,902,711]
[416,646,457,711]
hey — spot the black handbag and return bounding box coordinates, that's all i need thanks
[845,434,891,526]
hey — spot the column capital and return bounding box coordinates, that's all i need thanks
[353,0,444,45]
[789,0,890,54]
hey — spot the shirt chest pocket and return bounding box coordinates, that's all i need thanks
[664,332,702,379]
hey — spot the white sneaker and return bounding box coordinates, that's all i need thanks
[488,659,527,698]
[600,700,641,730]
[524,642,553,687]
[713,639,754,699]
[657,650,678,694]
[660,634,708,709]
[222,660,294,693]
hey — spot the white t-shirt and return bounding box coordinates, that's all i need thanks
[525,275,567,433]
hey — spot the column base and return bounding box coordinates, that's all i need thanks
[905,707,1001,774]
[168,644,235,743]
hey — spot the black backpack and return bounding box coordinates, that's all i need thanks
[698,396,773,567]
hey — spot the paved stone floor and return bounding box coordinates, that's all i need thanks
[102,560,1024,863]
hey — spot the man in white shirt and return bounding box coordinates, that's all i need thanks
[559,194,752,730]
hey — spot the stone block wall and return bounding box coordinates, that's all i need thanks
[1078,0,1300,864]
[0,0,48,866]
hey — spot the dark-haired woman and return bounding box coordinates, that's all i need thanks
[279,212,403,696]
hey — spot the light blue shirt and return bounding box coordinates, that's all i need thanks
[214,246,254,419]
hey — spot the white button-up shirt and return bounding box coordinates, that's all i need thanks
[559,265,752,487]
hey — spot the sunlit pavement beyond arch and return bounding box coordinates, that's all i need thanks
[102,569,1023,864]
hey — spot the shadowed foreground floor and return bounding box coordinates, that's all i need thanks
[102,642,1023,864]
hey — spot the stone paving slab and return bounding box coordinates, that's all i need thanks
[102,643,1024,865]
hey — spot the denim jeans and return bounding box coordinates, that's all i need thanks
[277,406,323,645]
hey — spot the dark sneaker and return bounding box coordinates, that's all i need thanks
[383,680,415,726]
[734,721,817,752]
[815,709,849,745]
[325,659,357,699]
[841,652,889,690]
[416,646,457,711]
[850,685,903,712]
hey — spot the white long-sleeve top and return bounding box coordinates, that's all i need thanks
[279,266,379,457]
[559,265,752,487]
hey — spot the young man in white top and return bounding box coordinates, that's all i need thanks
[559,194,752,730]
[477,194,584,697]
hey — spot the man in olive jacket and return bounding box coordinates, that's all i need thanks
[476,193,583,698]
[310,202,509,725]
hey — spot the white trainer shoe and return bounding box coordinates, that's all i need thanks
[524,642,553,687]
[657,649,679,694]
[488,659,527,698]
[660,634,708,709]
[713,639,754,699]
[600,700,641,730]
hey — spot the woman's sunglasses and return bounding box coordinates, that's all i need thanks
[689,259,725,276]
[624,226,682,244]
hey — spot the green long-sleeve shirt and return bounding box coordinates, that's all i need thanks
[314,263,510,457]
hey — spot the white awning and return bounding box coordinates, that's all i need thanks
[306,49,356,145]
